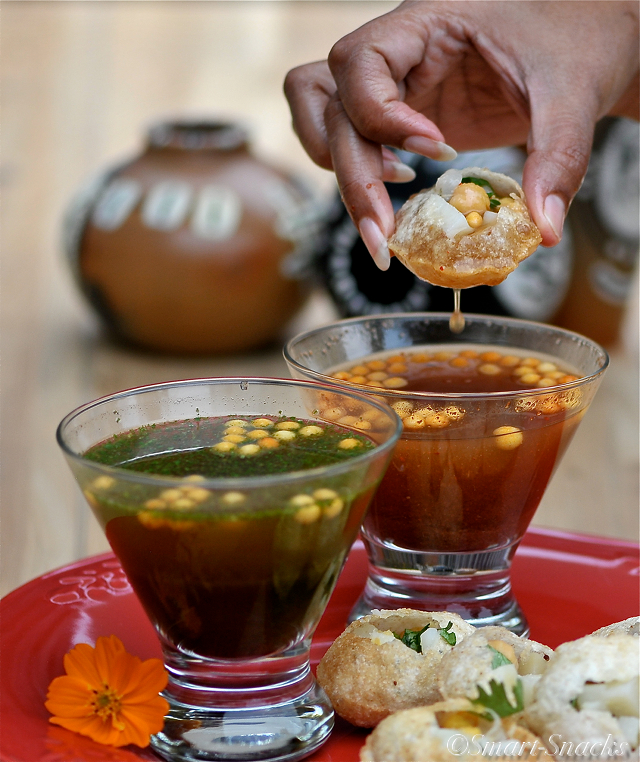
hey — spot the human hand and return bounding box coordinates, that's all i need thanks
[284,1,639,268]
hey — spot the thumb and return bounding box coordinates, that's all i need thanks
[522,98,597,247]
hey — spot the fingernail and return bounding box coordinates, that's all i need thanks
[403,135,457,162]
[359,217,391,271]
[543,193,566,239]
[382,160,417,183]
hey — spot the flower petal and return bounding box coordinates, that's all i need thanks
[121,658,168,703]
[45,676,95,718]
[93,635,126,686]
[63,643,104,689]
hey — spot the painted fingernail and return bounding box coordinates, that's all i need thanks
[382,160,417,183]
[403,136,457,162]
[359,217,391,271]
[543,193,566,239]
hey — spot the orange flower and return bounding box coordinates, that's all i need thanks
[45,635,169,748]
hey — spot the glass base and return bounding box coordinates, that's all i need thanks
[150,643,333,762]
[351,539,529,636]
[151,682,333,762]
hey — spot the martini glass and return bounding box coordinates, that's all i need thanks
[56,377,401,762]
[284,313,608,636]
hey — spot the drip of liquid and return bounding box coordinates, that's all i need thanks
[449,289,465,333]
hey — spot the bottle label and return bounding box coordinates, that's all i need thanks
[91,178,142,231]
[191,185,242,241]
[141,181,192,231]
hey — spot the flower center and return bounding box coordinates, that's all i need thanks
[92,686,124,726]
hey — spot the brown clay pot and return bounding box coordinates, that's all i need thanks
[65,120,316,354]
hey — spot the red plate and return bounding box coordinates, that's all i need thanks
[1,527,638,762]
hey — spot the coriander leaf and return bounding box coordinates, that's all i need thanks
[489,197,501,209]
[461,177,496,195]
[395,625,430,653]
[487,644,515,669]
[439,621,457,646]
[471,678,524,718]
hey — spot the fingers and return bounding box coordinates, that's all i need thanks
[324,93,396,270]
[283,61,337,171]
[522,91,598,247]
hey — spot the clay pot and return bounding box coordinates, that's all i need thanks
[65,120,316,354]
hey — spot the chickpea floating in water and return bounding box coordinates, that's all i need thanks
[338,438,362,449]
[212,441,236,452]
[222,491,246,505]
[300,425,323,437]
[239,444,260,456]
[493,426,523,450]
[92,475,114,490]
[274,429,296,441]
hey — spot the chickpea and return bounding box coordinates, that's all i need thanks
[479,363,501,375]
[225,426,246,436]
[160,488,183,503]
[212,441,236,452]
[184,487,210,503]
[183,474,206,482]
[275,420,300,430]
[238,444,260,455]
[424,413,450,429]
[274,429,296,441]
[383,376,408,388]
[247,429,269,440]
[449,182,491,215]
[223,434,246,443]
[338,438,361,449]
[391,401,414,419]
[222,491,246,505]
[294,504,321,524]
[465,211,484,228]
[173,498,195,511]
[144,498,167,510]
[92,475,114,490]
[300,425,323,437]
[320,407,346,421]
[367,371,388,382]
[252,418,274,428]
[493,426,523,450]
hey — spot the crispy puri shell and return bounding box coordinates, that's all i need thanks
[360,699,548,762]
[316,609,475,727]
[437,625,553,702]
[388,167,542,288]
[524,635,639,748]
[591,616,639,638]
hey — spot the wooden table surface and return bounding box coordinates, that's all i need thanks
[2,1,638,598]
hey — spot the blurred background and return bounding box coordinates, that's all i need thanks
[2,1,638,597]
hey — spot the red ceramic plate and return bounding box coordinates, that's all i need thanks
[1,527,638,762]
